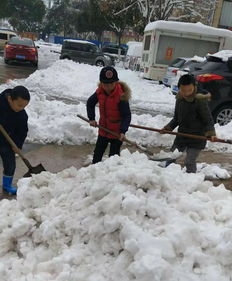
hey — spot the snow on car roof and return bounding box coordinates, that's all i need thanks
[191,55,205,62]
[208,50,232,61]
[63,39,95,45]
[145,20,232,38]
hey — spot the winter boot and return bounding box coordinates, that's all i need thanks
[2,175,17,195]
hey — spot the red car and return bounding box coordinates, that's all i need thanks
[4,37,38,67]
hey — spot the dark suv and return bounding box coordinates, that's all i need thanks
[191,55,232,126]
[101,43,127,56]
[60,39,113,66]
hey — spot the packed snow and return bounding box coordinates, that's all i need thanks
[0,151,232,280]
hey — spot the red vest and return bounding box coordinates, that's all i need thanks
[96,83,123,139]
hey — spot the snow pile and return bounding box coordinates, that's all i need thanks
[35,40,62,54]
[0,59,174,114]
[197,163,231,180]
[0,151,232,280]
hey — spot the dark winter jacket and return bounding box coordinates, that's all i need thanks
[87,81,131,138]
[0,89,28,149]
[165,90,215,151]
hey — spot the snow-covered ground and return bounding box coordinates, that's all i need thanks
[0,58,231,152]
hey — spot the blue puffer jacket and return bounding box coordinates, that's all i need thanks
[0,89,28,149]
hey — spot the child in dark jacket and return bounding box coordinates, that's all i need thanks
[87,66,131,164]
[0,86,30,194]
[162,74,217,173]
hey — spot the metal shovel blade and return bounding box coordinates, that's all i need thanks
[23,163,46,178]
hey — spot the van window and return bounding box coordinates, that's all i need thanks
[0,33,7,40]
[64,41,81,51]
[90,45,99,53]
[82,44,92,52]
[144,35,151,51]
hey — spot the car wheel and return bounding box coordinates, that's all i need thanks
[4,59,9,64]
[213,105,232,126]
[96,60,105,67]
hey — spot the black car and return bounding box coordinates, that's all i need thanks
[101,43,127,56]
[191,55,232,126]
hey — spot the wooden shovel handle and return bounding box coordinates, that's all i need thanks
[0,125,32,168]
[77,114,153,155]
[129,124,232,144]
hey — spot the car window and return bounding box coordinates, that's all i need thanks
[9,34,16,39]
[89,45,99,53]
[195,61,227,72]
[0,33,7,40]
[8,37,34,47]
[180,61,201,71]
[65,42,81,51]
[81,44,97,52]
[170,58,185,68]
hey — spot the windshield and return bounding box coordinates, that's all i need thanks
[8,37,34,47]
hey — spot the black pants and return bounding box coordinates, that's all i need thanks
[0,146,16,176]
[93,135,122,164]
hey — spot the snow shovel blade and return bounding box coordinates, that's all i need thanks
[23,163,46,178]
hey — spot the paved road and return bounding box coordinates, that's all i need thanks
[0,51,58,85]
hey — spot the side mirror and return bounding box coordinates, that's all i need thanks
[36,46,40,49]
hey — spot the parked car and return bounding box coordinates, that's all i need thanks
[170,57,206,94]
[101,43,127,63]
[60,39,113,66]
[190,52,232,126]
[101,43,127,56]
[4,37,38,67]
[163,57,191,86]
[0,29,17,50]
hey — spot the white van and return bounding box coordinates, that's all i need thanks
[0,30,17,49]
[141,20,232,81]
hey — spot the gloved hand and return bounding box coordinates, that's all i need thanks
[89,120,97,127]
[119,133,125,141]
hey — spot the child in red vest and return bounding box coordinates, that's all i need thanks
[87,66,131,164]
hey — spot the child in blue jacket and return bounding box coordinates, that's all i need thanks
[0,86,30,195]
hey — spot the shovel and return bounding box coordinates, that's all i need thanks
[77,114,178,164]
[0,125,46,177]
[129,123,232,144]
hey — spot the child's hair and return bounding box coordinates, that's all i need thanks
[178,74,196,88]
[8,86,30,101]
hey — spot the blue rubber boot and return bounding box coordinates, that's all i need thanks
[2,175,17,195]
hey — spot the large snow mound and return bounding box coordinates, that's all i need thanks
[1,150,232,280]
